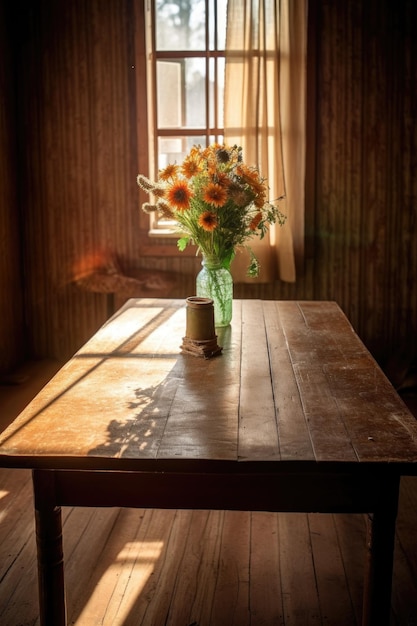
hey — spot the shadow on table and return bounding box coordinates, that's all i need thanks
[88,325,232,460]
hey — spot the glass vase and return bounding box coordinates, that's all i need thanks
[196,256,233,327]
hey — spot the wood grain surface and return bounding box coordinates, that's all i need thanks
[0,299,416,472]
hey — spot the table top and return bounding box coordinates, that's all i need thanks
[1,299,417,473]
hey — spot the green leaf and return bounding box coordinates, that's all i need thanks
[177,236,190,251]
[246,247,260,277]
[222,249,235,270]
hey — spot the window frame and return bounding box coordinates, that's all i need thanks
[136,0,227,253]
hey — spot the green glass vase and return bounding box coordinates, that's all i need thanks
[196,256,233,327]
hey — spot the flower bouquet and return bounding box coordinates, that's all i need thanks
[137,143,286,325]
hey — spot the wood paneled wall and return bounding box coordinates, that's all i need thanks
[0,2,24,374]
[292,0,417,368]
[1,0,416,374]
[12,0,140,361]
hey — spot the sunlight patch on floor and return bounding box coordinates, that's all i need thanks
[74,540,164,625]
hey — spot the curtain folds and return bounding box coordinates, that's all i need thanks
[224,0,307,283]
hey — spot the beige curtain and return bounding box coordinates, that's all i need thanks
[224,0,307,283]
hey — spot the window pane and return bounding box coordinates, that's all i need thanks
[209,0,227,50]
[157,58,206,128]
[217,58,225,127]
[157,135,208,169]
[156,0,206,51]
[184,58,206,127]
[209,134,224,145]
[157,61,183,127]
[150,1,228,231]
[209,58,224,128]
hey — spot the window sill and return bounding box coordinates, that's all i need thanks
[148,228,178,238]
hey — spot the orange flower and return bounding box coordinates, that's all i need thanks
[189,145,203,159]
[228,182,250,207]
[198,211,218,231]
[215,172,231,187]
[167,181,192,211]
[237,165,264,190]
[181,156,202,178]
[254,192,267,208]
[203,182,228,208]
[249,211,263,231]
[202,144,221,160]
[137,143,286,281]
[159,163,179,181]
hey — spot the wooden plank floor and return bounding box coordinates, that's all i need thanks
[1,361,417,626]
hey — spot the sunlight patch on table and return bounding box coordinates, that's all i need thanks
[78,306,164,354]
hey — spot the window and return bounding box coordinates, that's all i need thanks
[145,0,228,234]
[136,0,307,277]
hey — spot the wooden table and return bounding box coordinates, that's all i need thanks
[1,299,417,625]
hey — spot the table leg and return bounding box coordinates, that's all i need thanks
[362,475,400,626]
[32,470,67,626]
